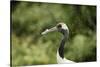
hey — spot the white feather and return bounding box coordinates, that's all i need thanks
[62,23,68,30]
[57,50,75,64]
[58,23,69,30]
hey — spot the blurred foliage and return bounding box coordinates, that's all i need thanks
[11,1,96,66]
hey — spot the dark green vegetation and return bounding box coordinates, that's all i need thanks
[11,1,96,66]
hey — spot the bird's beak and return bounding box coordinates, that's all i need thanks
[41,26,57,35]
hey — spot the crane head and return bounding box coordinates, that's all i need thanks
[41,22,69,35]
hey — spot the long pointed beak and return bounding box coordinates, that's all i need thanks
[41,27,57,35]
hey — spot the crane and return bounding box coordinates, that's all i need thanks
[41,22,75,64]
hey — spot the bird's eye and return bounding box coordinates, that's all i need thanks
[57,24,62,28]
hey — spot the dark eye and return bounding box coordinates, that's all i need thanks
[57,24,62,28]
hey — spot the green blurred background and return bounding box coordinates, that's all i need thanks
[11,1,96,66]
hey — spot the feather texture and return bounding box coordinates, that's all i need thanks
[57,50,75,64]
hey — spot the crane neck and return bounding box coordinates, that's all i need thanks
[58,30,68,58]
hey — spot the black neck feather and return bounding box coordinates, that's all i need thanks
[58,30,68,58]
